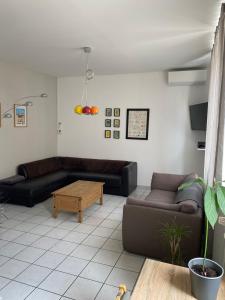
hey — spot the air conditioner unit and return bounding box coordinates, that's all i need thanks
[168,70,207,86]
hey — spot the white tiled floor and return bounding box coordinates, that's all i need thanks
[0,192,147,299]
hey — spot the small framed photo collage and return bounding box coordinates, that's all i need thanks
[104,108,120,139]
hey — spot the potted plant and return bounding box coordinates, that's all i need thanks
[179,177,225,300]
[160,219,190,266]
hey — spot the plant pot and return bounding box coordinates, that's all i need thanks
[188,257,224,300]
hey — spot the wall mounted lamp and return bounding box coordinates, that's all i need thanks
[1,93,48,119]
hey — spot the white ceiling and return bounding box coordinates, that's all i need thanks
[0,0,222,76]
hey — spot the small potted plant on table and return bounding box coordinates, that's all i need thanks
[179,177,224,300]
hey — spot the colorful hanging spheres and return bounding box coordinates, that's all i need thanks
[74,105,83,114]
[82,106,91,115]
[90,106,99,115]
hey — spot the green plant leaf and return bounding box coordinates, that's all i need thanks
[204,186,218,229]
[216,185,225,216]
[178,181,194,191]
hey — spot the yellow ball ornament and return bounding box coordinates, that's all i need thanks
[74,105,83,115]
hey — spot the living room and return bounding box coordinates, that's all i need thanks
[0,1,224,300]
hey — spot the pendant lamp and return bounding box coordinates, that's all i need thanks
[74,47,99,116]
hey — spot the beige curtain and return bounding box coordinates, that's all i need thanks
[204,8,225,185]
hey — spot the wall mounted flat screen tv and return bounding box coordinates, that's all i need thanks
[189,102,208,130]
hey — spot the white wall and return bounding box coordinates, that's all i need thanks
[0,61,57,179]
[57,72,207,186]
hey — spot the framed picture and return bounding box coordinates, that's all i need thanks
[105,119,111,127]
[113,119,120,128]
[114,108,120,117]
[14,105,27,127]
[105,108,112,117]
[126,109,150,140]
[105,130,111,138]
[113,130,120,139]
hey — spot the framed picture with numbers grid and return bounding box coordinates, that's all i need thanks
[126,108,149,140]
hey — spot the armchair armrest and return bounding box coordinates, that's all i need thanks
[151,172,187,192]
[122,162,137,196]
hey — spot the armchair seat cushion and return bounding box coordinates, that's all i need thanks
[145,189,176,204]
[68,172,122,187]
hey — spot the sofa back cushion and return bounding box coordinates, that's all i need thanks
[175,181,203,209]
[18,157,62,179]
[151,173,187,192]
[61,157,128,175]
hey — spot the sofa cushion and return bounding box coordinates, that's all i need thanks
[175,182,203,209]
[0,175,25,185]
[179,200,198,214]
[145,189,176,204]
[12,171,68,199]
[127,197,180,211]
[80,159,128,175]
[151,172,187,192]
[60,157,83,171]
[18,157,62,179]
[68,171,121,187]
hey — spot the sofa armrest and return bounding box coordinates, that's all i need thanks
[122,162,137,196]
[122,203,203,260]
[151,172,187,192]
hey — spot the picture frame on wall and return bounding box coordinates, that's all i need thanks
[105,108,112,117]
[105,130,111,138]
[14,104,27,127]
[126,108,150,140]
[113,119,120,128]
[105,119,111,127]
[114,108,120,117]
[113,130,120,139]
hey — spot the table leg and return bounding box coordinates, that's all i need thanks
[78,210,83,223]
[52,196,58,218]
[99,186,103,205]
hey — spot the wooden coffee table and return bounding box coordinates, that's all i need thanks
[52,180,104,223]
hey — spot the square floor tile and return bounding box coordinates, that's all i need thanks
[74,224,96,234]
[57,256,88,276]
[0,240,8,248]
[103,239,123,253]
[65,277,102,300]
[34,251,66,269]
[115,254,145,272]
[70,245,98,260]
[57,220,79,230]
[83,216,103,226]
[107,213,122,221]
[0,242,25,258]
[63,231,88,243]
[0,281,34,300]
[0,229,23,241]
[106,268,138,290]
[45,228,69,239]
[15,246,45,263]
[13,233,40,246]
[29,225,52,235]
[1,219,21,229]
[42,218,63,227]
[50,240,78,255]
[110,230,122,241]
[16,264,51,286]
[80,262,112,283]
[0,256,9,266]
[96,284,131,300]
[27,215,49,224]
[32,236,58,250]
[14,222,37,232]
[0,258,29,279]
[100,219,120,229]
[92,227,114,238]
[39,270,76,295]
[26,288,61,300]
[12,213,31,222]
[0,276,10,289]
[82,235,106,248]
[92,249,121,266]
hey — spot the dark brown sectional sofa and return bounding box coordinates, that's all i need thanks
[122,172,204,262]
[0,157,137,207]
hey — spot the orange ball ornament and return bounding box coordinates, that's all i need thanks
[90,106,99,115]
[74,105,83,115]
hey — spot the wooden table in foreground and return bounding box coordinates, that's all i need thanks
[52,180,104,223]
[131,259,225,300]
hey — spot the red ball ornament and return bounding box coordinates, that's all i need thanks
[82,106,91,115]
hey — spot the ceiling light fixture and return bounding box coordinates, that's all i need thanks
[74,47,99,115]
